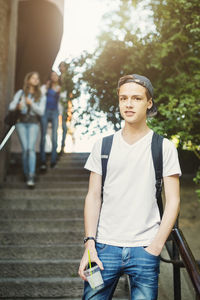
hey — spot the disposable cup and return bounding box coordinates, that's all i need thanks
[84,265,104,289]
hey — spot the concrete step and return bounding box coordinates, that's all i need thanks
[48,165,87,169]
[7,174,89,183]
[54,157,87,167]
[0,244,84,260]
[0,209,83,219]
[59,152,89,158]
[41,159,87,166]
[0,259,81,278]
[8,167,89,177]
[59,157,89,162]
[3,181,88,189]
[0,231,84,246]
[9,152,89,160]
[0,188,87,199]
[36,166,89,172]
[0,218,84,232]
[1,152,129,300]
[0,276,128,298]
[59,153,89,158]
[39,173,89,180]
[40,171,89,179]
[0,198,85,209]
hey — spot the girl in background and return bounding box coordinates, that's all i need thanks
[40,71,61,170]
[9,72,46,188]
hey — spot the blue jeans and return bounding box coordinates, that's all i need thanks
[16,122,39,176]
[83,243,160,300]
[40,109,58,164]
[61,114,67,148]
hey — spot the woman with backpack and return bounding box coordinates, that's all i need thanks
[9,71,46,188]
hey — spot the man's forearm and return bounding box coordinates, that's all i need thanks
[84,192,102,238]
[148,175,180,255]
[78,174,104,279]
[150,198,180,253]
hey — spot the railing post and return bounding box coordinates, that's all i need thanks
[196,293,200,300]
[172,239,181,300]
[172,219,181,300]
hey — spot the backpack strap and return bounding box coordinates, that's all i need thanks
[101,134,114,198]
[151,132,164,218]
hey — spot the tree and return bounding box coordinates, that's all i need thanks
[147,0,200,196]
[78,0,200,194]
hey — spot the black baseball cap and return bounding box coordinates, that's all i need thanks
[117,74,157,116]
[132,74,153,98]
[118,74,153,98]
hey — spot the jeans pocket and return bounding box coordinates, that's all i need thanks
[142,246,160,259]
[95,242,108,252]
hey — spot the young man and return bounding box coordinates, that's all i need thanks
[78,74,181,300]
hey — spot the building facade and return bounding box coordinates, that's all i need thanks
[0,0,64,185]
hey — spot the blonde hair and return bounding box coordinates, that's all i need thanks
[23,72,41,102]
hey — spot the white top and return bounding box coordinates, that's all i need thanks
[85,129,181,247]
[9,89,46,116]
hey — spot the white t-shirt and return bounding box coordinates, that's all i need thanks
[85,129,181,247]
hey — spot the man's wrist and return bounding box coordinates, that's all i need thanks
[83,236,96,244]
[148,241,164,254]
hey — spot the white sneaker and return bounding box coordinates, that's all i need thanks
[26,176,35,188]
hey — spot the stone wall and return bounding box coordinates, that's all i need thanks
[0,0,64,186]
[0,0,18,186]
[15,0,63,90]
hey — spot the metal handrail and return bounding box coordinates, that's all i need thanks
[159,225,200,300]
[0,125,15,151]
[126,225,200,299]
[172,227,200,296]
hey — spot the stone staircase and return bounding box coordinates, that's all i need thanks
[0,153,129,299]
[0,153,197,300]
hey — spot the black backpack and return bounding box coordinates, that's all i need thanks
[101,132,164,218]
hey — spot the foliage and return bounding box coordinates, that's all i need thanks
[80,0,200,147]
[78,0,200,193]
[60,61,80,99]
[148,0,200,143]
[146,0,200,191]
[194,169,200,201]
[59,60,81,116]
[79,40,129,130]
